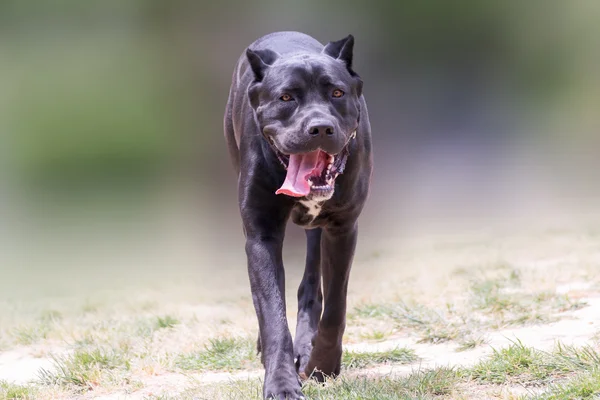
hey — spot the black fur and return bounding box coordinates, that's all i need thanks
[224,31,373,399]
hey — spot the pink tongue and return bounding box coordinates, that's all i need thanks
[276,151,320,197]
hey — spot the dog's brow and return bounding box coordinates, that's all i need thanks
[318,76,345,88]
[278,80,304,92]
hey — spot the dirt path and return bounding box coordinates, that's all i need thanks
[0,347,54,384]
[3,291,597,399]
[3,217,600,399]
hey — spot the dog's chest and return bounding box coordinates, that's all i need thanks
[291,199,326,226]
[300,199,323,219]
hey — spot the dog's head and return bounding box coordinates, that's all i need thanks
[246,35,363,200]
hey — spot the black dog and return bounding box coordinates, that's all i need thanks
[224,31,373,399]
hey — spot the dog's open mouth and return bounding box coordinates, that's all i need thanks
[274,149,346,198]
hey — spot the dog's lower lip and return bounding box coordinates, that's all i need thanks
[308,168,338,193]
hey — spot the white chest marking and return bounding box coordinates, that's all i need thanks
[299,199,323,219]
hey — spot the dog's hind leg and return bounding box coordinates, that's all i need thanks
[294,228,323,378]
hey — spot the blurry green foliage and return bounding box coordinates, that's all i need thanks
[1,36,180,193]
[0,0,597,201]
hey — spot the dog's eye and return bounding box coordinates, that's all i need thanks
[332,89,345,98]
[280,94,293,102]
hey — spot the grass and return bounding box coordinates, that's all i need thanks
[155,315,179,329]
[351,301,467,344]
[175,337,259,371]
[184,367,460,400]
[359,330,390,341]
[342,347,418,369]
[470,274,587,327]
[158,343,600,400]
[456,335,488,352]
[470,270,522,312]
[7,310,64,346]
[0,381,37,400]
[466,340,600,386]
[38,347,131,390]
[528,369,600,399]
[350,268,588,347]
[39,310,62,323]
[304,368,460,399]
[467,341,565,385]
[553,343,600,371]
[11,325,52,346]
[2,218,600,398]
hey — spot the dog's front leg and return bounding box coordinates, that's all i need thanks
[305,221,358,381]
[243,207,303,399]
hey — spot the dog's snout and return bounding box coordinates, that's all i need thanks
[308,122,335,137]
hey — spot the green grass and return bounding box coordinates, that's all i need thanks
[351,301,466,344]
[304,368,459,399]
[160,341,600,399]
[527,369,600,399]
[359,330,390,342]
[350,269,588,347]
[39,310,62,323]
[470,270,521,313]
[468,341,566,384]
[131,315,179,337]
[466,340,600,385]
[11,325,51,345]
[470,274,587,327]
[0,224,598,398]
[155,315,179,329]
[342,347,419,369]
[187,367,460,400]
[7,310,66,346]
[0,381,37,400]
[553,343,600,371]
[351,303,397,319]
[38,347,131,390]
[456,336,488,352]
[175,337,259,371]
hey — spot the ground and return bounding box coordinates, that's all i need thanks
[2,213,600,399]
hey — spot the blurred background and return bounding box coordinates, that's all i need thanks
[1,0,599,297]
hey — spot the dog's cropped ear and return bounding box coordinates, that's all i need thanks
[323,35,357,76]
[246,48,278,82]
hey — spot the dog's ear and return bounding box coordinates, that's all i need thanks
[323,34,357,76]
[246,48,278,82]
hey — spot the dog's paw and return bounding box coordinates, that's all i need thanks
[266,391,305,400]
[294,344,312,380]
[264,368,304,400]
[305,343,342,382]
[265,386,304,399]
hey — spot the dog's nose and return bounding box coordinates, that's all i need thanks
[308,123,335,136]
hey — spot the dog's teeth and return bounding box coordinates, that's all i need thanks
[308,180,313,187]
[327,164,332,171]
[328,155,335,164]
